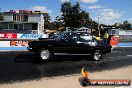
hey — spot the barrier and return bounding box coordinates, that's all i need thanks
[0,41,10,47]
[110,36,119,46]
[0,33,49,48]
[0,47,27,51]
[10,41,28,47]
[17,34,43,39]
[0,33,17,39]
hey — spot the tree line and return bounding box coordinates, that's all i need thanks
[44,2,132,31]
[44,2,98,30]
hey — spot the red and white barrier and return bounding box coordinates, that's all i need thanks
[110,36,119,46]
[0,33,46,47]
[0,33,17,39]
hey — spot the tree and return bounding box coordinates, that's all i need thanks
[0,8,3,21]
[0,12,3,21]
[90,21,98,29]
[79,10,90,27]
[54,16,64,29]
[61,2,72,27]
[113,22,122,29]
[122,21,131,30]
[44,13,51,29]
[60,2,97,30]
[113,21,132,30]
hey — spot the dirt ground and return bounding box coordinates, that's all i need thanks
[0,66,132,88]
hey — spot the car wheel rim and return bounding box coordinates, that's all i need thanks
[94,52,101,60]
[41,50,50,60]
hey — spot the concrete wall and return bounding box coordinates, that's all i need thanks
[4,14,13,21]
[28,14,41,23]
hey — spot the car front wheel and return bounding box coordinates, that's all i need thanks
[39,49,53,62]
[92,50,102,61]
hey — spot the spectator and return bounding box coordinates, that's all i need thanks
[103,31,109,43]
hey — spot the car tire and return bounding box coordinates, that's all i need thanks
[92,50,102,61]
[39,49,53,62]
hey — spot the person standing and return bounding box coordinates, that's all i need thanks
[103,31,109,44]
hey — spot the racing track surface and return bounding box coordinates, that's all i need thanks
[0,47,132,83]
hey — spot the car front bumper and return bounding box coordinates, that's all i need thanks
[27,46,33,52]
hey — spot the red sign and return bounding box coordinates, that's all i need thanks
[0,33,17,39]
[110,36,119,46]
[19,10,32,14]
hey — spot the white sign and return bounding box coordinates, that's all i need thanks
[0,41,10,47]
[119,30,132,35]
[0,34,4,37]
[17,34,43,39]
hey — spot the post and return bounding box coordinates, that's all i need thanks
[98,18,100,36]
[37,23,39,34]
[23,24,24,30]
[8,23,9,29]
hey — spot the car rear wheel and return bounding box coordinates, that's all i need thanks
[92,50,102,61]
[39,49,53,62]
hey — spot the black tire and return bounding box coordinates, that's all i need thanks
[92,50,102,61]
[39,48,53,62]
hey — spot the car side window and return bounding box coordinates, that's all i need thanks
[79,35,97,46]
[65,33,79,42]
[80,35,93,42]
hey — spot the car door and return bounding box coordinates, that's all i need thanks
[64,33,81,53]
[53,32,80,53]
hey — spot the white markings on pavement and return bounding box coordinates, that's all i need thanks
[126,55,132,57]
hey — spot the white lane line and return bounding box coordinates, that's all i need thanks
[126,55,132,57]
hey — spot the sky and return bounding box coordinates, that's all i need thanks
[0,0,132,25]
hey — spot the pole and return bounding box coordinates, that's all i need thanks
[98,18,100,36]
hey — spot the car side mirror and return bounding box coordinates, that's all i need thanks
[92,39,95,42]
[77,41,82,44]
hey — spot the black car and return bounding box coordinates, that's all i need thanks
[27,32,112,62]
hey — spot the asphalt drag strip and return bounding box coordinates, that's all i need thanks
[0,47,131,83]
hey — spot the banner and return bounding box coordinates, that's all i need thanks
[0,41,10,47]
[0,33,17,39]
[119,30,132,35]
[10,41,28,47]
[17,34,43,39]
